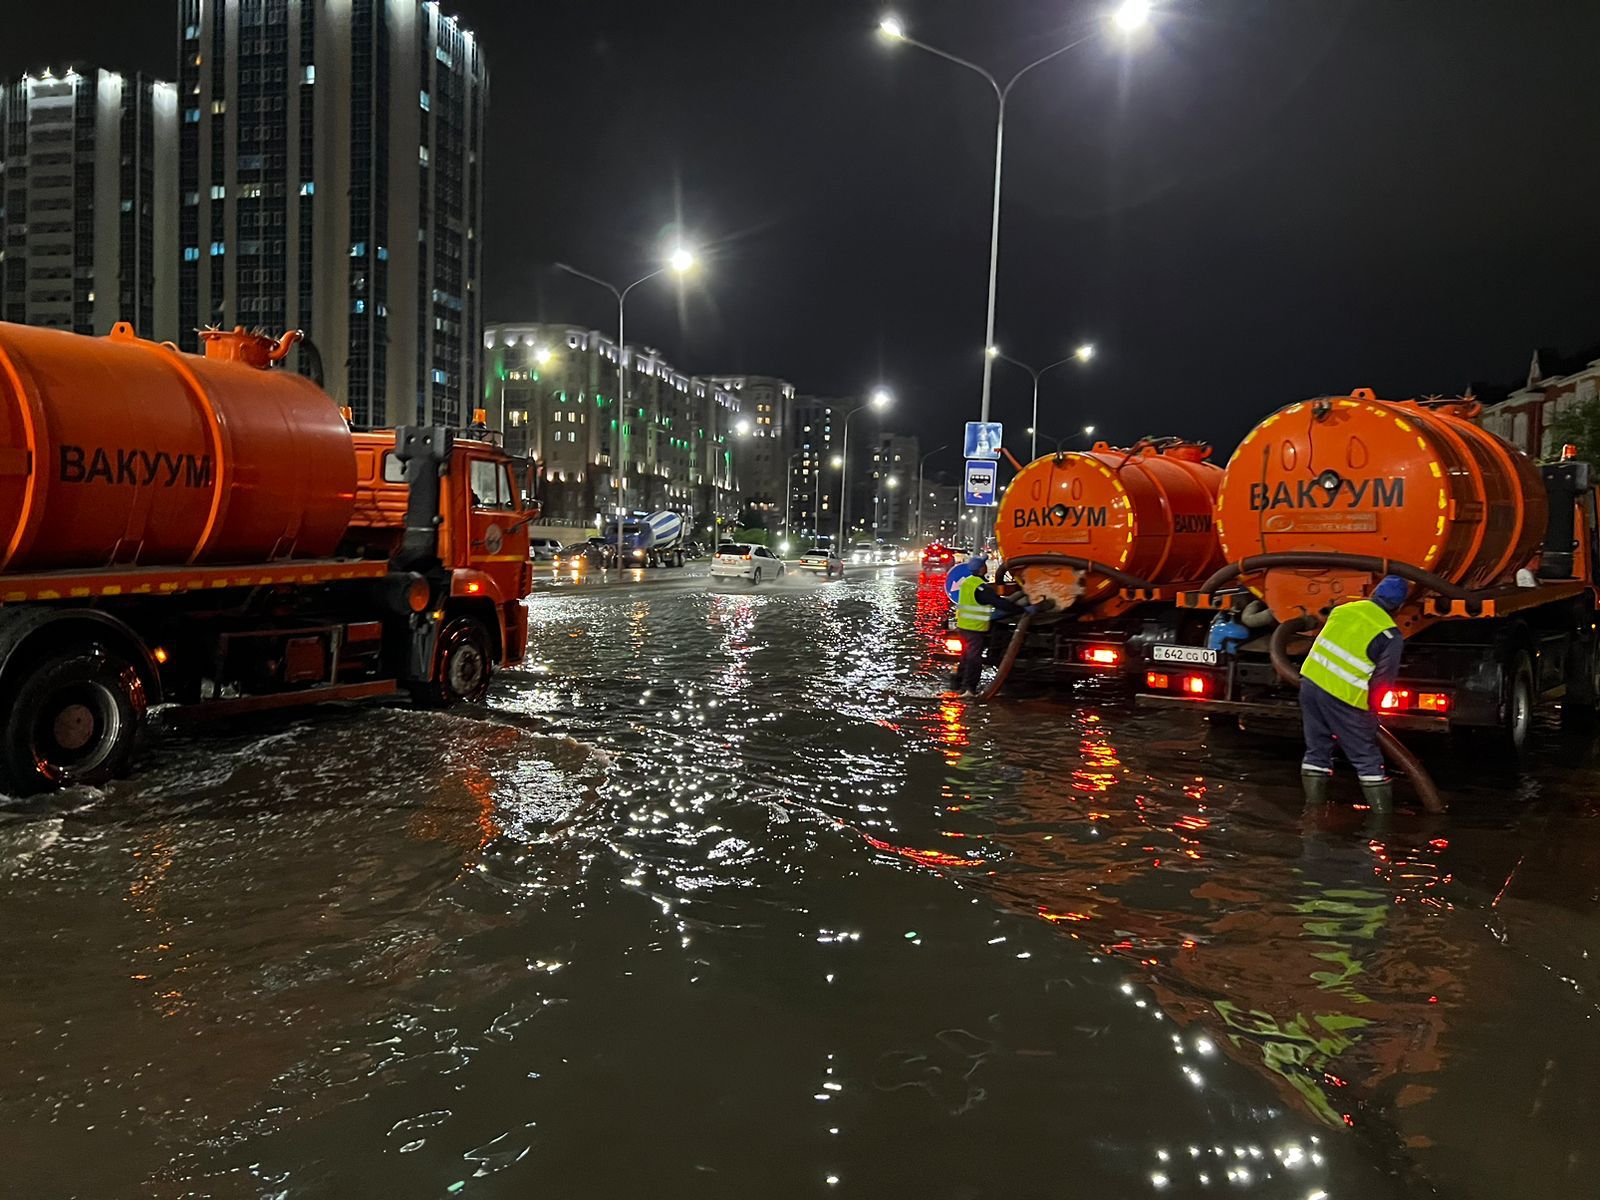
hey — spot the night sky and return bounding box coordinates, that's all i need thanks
[7,1,1599,471]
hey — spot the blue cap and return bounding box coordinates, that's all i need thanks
[1372,575,1409,611]
[967,554,988,570]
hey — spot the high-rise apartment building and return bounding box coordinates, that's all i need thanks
[791,395,837,541]
[1,69,177,338]
[178,0,486,427]
[707,374,794,515]
[869,433,919,537]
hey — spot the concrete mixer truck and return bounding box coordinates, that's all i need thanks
[953,438,1226,694]
[0,320,539,794]
[1138,389,1600,756]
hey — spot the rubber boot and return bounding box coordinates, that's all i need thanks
[1301,771,1332,806]
[1359,778,1394,814]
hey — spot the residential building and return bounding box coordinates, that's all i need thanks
[707,374,795,518]
[178,0,485,428]
[1480,346,1600,459]
[917,480,961,544]
[1,68,177,338]
[483,323,742,529]
[791,395,838,542]
[868,433,919,538]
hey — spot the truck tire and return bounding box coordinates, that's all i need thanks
[1492,652,1536,758]
[411,617,493,708]
[1561,630,1600,729]
[0,646,145,794]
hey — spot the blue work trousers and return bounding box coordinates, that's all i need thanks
[955,629,987,692]
[1300,679,1388,782]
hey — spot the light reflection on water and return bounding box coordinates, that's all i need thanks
[0,570,1595,1197]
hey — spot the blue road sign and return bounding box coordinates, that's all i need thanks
[964,459,999,507]
[964,421,1003,460]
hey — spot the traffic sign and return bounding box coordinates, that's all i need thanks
[964,459,998,507]
[964,421,1003,460]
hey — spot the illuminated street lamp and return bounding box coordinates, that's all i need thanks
[989,343,1097,459]
[554,247,696,568]
[879,11,1146,427]
[837,388,892,547]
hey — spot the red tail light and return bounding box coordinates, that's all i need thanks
[1182,675,1209,696]
[1146,672,1170,689]
[1377,688,1410,712]
[943,635,964,654]
[742,553,752,561]
[1079,645,1122,667]
[1418,692,1449,712]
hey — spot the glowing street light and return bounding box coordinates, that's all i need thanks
[554,245,699,567]
[1075,343,1096,362]
[879,15,1147,429]
[1112,0,1152,33]
[838,387,893,546]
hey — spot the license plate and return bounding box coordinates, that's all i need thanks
[1153,644,1218,665]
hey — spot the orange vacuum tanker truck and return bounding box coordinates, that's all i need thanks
[1138,388,1600,755]
[971,438,1226,693]
[0,320,538,794]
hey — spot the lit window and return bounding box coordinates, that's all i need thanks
[420,90,431,111]
[349,241,366,257]
[376,246,388,261]
[419,145,429,165]
[209,241,225,256]
[210,185,225,199]
[299,181,314,196]
[211,100,226,114]
[183,246,200,262]
[352,299,365,314]
[183,108,200,124]
[303,65,316,84]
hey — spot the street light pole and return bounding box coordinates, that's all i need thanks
[989,344,1095,460]
[837,389,892,549]
[915,443,949,543]
[880,20,1105,426]
[555,249,694,570]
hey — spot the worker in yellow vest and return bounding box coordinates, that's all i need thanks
[950,554,1035,697]
[1299,575,1409,810]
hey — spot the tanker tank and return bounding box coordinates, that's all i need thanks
[1214,389,1548,624]
[995,439,1224,615]
[0,321,357,573]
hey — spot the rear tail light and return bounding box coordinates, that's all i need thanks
[1146,672,1170,689]
[1378,689,1450,713]
[742,553,752,561]
[1078,645,1122,667]
[1182,675,1210,696]
[943,635,964,654]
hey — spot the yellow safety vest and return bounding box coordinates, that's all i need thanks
[956,574,993,632]
[1300,599,1395,710]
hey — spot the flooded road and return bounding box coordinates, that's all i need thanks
[3,566,1598,1198]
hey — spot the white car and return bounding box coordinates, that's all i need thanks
[798,547,843,576]
[711,542,786,584]
[849,541,878,566]
[528,536,562,562]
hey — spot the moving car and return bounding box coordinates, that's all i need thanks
[711,542,787,584]
[875,544,900,565]
[850,541,878,566]
[528,536,562,562]
[921,543,956,573]
[798,546,843,576]
[557,540,605,568]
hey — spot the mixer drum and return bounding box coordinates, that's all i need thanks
[0,322,357,573]
[1214,391,1547,596]
[995,442,1224,608]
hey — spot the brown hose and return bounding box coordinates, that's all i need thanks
[979,613,1035,701]
[1200,553,1485,604]
[1268,618,1446,813]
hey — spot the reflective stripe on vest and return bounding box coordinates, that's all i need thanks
[955,574,993,631]
[1300,599,1396,710]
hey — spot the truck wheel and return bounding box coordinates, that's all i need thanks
[0,646,146,794]
[412,617,493,708]
[1494,652,1536,757]
[1562,633,1600,729]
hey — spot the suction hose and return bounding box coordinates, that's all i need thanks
[979,611,1037,702]
[1268,617,1446,814]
